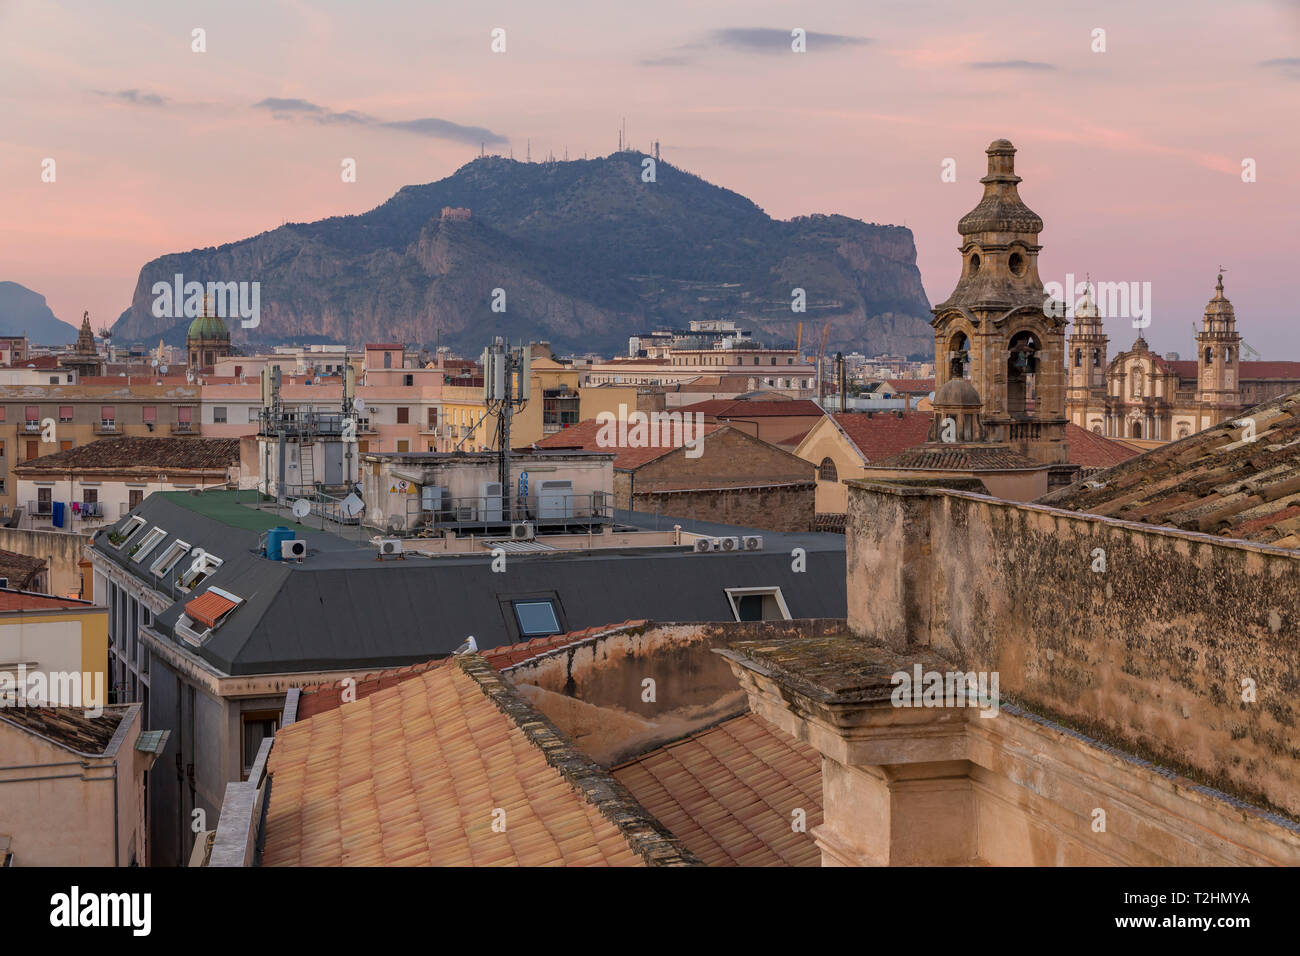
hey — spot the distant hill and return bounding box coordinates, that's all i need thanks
[0,282,81,345]
[110,153,935,357]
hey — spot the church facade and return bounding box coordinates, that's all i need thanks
[1066,275,1300,441]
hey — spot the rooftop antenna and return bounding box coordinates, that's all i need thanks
[480,141,484,157]
[526,138,530,163]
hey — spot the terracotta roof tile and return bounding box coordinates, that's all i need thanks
[264,657,683,867]
[1064,423,1140,468]
[0,588,93,611]
[13,436,241,474]
[481,620,648,671]
[534,420,725,469]
[612,713,823,867]
[831,411,934,462]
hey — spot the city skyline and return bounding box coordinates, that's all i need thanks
[3,0,1298,354]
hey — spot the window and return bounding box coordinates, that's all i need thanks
[25,440,37,460]
[178,406,193,423]
[129,526,167,563]
[150,538,191,576]
[248,408,261,423]
[82,488,97,506]
[513,600,561,637]
[383,352,392,369]
[818,457,839,482]
[403,374,413,386]
[112,515,147,549]
[1074,350,1082,368]
[37,487,51,514]
[725,587,791,622]
[142,406,156,423]
[396,439,409,453]
[101,405,115,424]
[213,406,227,424]
[427,407,438,429]
[0,408,5,422]
[25,406,38,425]
[397,407,409,424]
[177,550,223,592]
[60,440,72,452]
[0,441,5,459]
[240,711,280,779]
[59,406,72,423]
[128,488,145,510]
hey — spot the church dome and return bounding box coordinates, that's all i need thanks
[187,313,230,341]
[933,377,982,408]
[957,139,1044,237]
[1203,273,1235,323]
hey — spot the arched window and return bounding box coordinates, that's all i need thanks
[1225,348,1233,365]
[1131,420,1142,439]
[948,332,971,380]
[1177,424,1190,439]
[1091,424,1103,435]
[818,457,838,482]
[1074,349,1082,367]
[384,352,392,369]
[1092,348,1101,367]
[1006,330,1041,416]
[1204,347,1212,364]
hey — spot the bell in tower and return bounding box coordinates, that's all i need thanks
[930,139,1069,466]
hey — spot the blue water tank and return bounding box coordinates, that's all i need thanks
[266,526,295,560]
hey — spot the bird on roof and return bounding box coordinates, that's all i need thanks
[453,636,477,655]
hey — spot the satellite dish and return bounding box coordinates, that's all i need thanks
[353,398,365,415]
[292,498,311,518]
[159,365,168,374]
[340,493,364,517]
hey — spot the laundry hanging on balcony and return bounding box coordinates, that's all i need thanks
[52,501,66,528]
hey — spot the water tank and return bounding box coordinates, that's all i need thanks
[266,526,295,560]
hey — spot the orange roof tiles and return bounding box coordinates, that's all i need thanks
[1064,423,1140,469]
[183,590,239,629]
[832,410,934,462]
[0,590,95,612]
[263,659,653,867]
[481,620,648,670]
[534,419,726,469]
[612,713,823,867]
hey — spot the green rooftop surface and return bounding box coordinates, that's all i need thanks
[154,490,314,533]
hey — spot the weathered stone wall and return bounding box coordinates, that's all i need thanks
[847,480,1300,817]
[630,483,814,532]
[0,526,91,596]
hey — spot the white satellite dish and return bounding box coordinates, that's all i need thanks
[353,398,365,415]
[159,365,169,374]
[340,493,364,518]
[292,498,311,518]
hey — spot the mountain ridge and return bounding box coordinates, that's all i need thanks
[111,153,935,357]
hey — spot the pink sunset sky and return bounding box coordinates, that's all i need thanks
[1,0,1297,354]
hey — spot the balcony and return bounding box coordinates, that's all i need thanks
[169,422,197,435]
[93,420,119,435]
[21,421,41,434]
[27,499,52,518]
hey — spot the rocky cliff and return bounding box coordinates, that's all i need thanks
[111,153,934,357]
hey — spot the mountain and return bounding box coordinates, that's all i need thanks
[0,282,82,345]
[110,153,935,357]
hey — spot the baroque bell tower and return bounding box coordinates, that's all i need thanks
[1195,272,1241,421]
[931,139,1068,465]
[1066,280,1108,427]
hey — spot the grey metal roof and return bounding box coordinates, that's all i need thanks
[91,492,846,677]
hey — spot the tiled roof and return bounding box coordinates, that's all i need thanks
[676,399,824,418]
[534,419,726,469]
[263,656,697,866]
[13,436,241,474]
[1042,390,1300,546]
[0,588,93,611]
[0,706,129,755]
[0,550,47,591]
[294,659,446,720]
[1064,423,1140,468]
[774,428,811,448]
[831,411,934,463]
[885,378,935,394]
[481,620,648,671]
[10,355,63,369]
[867,444,1044,472]
[1241,361,1300,380]
[612,713,823,866]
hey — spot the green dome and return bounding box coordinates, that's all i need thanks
[187,313,230,341]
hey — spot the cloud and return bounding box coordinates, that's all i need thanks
[965,60,1056,71]
[711,27,871,53]
[95,89,169,107]
[1261,57,1300,77]
[253,98,507,144]
[254,97,325,113]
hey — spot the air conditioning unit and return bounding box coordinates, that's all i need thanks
[453,506,475,521]
[376,538,404,558]
[742,535,764,551]
[479,482,503,522]
[693,537,716,553]
[511,522,535,541]
[281,539,307,560]
[716,536,741,552]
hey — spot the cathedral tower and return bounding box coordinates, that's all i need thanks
[1066,282,1108,426]
[1195,272,1241,416]
[931,139,1068,464]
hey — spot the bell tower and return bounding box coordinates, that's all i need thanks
[1066,280,1108,426]
[932,139,1068,465]
[1196,272,1241,420]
